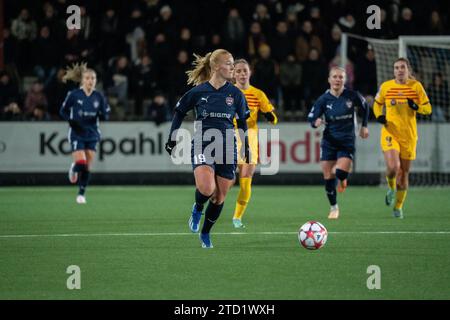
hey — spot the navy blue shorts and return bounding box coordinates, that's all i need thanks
[320,139,355,161]
[191,141,237,180]
[69,137,98,152]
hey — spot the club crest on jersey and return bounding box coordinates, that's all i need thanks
[346,100,352,108]
[391,99,396,105]
[93,101,99,109]
[225,96,234,106]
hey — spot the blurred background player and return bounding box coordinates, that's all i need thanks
[373,58,432,218]
[59,63,110,204]
[308,67,369,219]
[231,59,278,228]
[165,49,250,248]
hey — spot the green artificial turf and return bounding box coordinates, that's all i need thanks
[0,186,449,299]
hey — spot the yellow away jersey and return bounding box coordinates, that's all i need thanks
[373,79,432,142]
[234,85,274,129]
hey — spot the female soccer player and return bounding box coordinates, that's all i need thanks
[308,67,369,219]
[373,58,432,218]
[165,49,250,248]
[59,63,110,204]
[231,59,278,228]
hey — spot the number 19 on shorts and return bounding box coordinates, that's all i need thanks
[193,154,206,164]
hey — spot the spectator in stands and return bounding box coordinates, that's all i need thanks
[169,50,190,107]
[323,24,342,63]
[105,56,131,118]
[0,72,20,110]
[223,8,246,58]
[145,92,170,125]
[426,10,446,35]
[252,3,273,37]
[295,20,322,62]
[40,2,61,40]
[125,8,146,62]
[269,21,294,63]
[99,8,121,67]
[302,47,328,109]
[208,34,223,52]
[29,104,51,121]
[33,26,59,88]
[247,21,266,59]
[355,47,377,96]
[396,7,417,36]
[337,13,357,34]
[279,55,302,113]
[152,5,178,43]
[11,8,38,74]
[177,27,193,55]
[24,81,48,117]
[0,103,23,121]
[131,54,158,117]
[252,43,279,104]
[428,73,449,122]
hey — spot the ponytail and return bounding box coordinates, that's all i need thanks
[186,49,231,86]
[62,62,96,84]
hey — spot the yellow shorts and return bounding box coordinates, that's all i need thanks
[237,128,259,165]
[380,128,416,160]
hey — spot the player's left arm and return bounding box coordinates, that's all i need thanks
[355,91,369,139]
[307,97,324,128]
[258,90,278,125]
[408,82,432,115]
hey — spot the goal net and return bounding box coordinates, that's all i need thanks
[341,34,450,186]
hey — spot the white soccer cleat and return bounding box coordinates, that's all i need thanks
[328,206,339,219]
[68,163,78,184]
[76,195,86,204]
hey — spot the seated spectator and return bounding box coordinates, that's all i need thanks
[252,43,279,105]
[0,72,20,109]
[24,81,48,117]
[0,102,23,121]
[29,104,51,121]
[302,47,328,110]
[279,55,302,112]
[145,92,170,125]
[105,56,131,117]
[295,20,322,62]
[428,73,449,122]
[131,54,158,117]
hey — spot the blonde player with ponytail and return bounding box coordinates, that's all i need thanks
[60,63,110,204]
[165,49,250,248]
[373,58,432,218]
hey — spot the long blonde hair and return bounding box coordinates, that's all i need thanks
[62,62,96,84]
[186,49,231,86]
[394,57,416,80]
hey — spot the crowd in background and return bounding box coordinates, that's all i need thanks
[1,0,449,122]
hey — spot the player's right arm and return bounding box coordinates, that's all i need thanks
[307,97,324,128]
[59,91,74,121]
[165,91,194,155]
[373,83,387,124]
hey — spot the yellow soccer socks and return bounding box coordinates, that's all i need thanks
[233,177,252,220]
[395,189,407,210]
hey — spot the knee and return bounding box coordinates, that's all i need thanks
[198,182,215,196]
[386,163,400,177]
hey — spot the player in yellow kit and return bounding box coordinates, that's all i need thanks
[231,59,278,228]
[373,58,432,218]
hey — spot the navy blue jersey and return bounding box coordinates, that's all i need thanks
[308,88,369,145]
[174,81,250,134]
[60,88,110,140]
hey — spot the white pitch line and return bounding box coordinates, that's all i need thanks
[0,231,450,239]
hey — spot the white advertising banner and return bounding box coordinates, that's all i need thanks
[0,122,449,173]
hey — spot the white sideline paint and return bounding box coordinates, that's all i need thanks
[0,231,450,239]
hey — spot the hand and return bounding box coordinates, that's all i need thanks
[376,115,387,124]
[314,118,323,128]
[68,120,82,132]
[165,140,176,156]
[263,111,278,125]
[359,126,369,139]
[407,98,419,111]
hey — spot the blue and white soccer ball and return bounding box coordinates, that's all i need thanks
[298,221,328,250]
